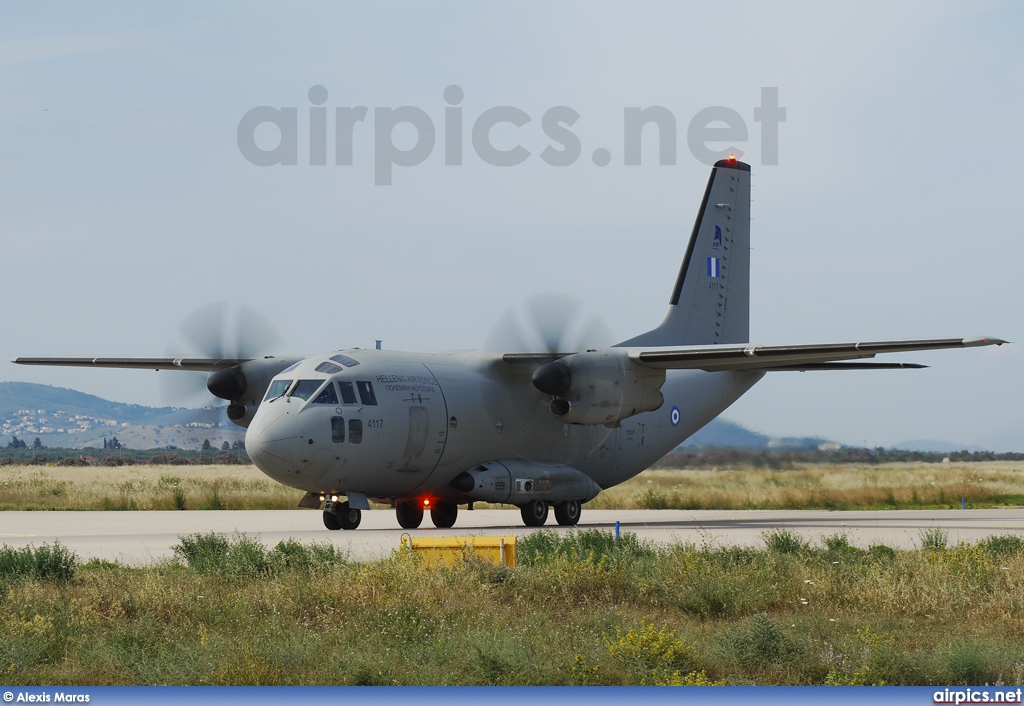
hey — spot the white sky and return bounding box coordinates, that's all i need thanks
[2,2,1021,448]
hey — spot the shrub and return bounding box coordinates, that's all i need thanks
[919,528,948,551]
[518,529,652,566]
[762,529,807,554]
[978,534,1024,558]
[173,533,346,576]
[0,542,77,582]
[721,613,800,667]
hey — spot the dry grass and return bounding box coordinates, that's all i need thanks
[0,464,300,511]
[588,462,1024,510]
[2,530,1024,685]
[1,461,1023,512]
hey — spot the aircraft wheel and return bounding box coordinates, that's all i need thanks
[323,509,341,530]
[520,500,549,527]
[396,501,424,529]
[430,502,458,528]
[554,499,582,526]
[338,502,362,530]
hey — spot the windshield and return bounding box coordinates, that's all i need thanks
[289,379,324,401]
[265,379,292,401]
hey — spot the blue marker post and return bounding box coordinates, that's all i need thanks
[615,520,620,540]
[961,497,966,510]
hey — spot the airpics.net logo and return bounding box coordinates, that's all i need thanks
[236,86,786,185]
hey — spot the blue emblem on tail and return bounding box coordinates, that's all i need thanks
[713,225,722,249]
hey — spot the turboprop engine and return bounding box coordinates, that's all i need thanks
[531,349,666,425]
[206,357,301,428]
[450,460,602,505]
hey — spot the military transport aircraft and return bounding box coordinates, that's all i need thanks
[14,158,1004,531]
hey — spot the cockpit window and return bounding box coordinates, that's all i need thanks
[315,361,343,374]
[338,381,357,404]
[290,380,323,401]
[265,379,292,401]
[313,383,339,405]
[356,381,378,406]
[330,354,360,367]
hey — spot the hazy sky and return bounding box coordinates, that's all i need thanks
[2,2,1021,448]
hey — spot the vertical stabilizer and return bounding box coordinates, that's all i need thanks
[618,158,751,347]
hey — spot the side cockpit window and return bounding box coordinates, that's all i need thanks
[331,417,345,443]
[290,380,323,401]
[265,379,292,401]
[338,381,357,405]
[356,381,377,406]
[313,383,339,405]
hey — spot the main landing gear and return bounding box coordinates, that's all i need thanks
[396,501,424,529]
[323,501,361,530]
[520,499,583,527]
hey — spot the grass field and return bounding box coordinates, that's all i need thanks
[1,529,1023,685]
[0,461,1022,511]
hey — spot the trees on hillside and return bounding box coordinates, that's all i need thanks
[7,436,27,449]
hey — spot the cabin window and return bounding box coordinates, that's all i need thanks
[315,361,343,374]
[313,383,339,405]
[348,418,363,444]
[356,381,377,406]
[338,381,358,404]
[331,417,345,443]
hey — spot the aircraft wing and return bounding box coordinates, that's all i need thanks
[11,357,252,372]
[628,336,1005,372]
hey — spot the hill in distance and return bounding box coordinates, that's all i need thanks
[0,382,243,450]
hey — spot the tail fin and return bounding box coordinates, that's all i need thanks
[618,158,751,347]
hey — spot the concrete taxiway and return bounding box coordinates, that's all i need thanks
[0,508,1022,564]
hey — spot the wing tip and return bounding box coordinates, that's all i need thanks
[963,336,1008,347]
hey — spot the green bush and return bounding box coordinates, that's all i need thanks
[919,528,948,551]
[978,534,1024,558]
[518,529,652,566]
[173,533,346,576]
[721,612,800,667]
[761,529,807,554]
[0,542,77,582]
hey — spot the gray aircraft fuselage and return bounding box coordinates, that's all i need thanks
[246,349,762,500]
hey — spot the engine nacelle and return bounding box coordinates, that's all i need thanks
[532,350,665,426]
[449,460,602,505]
[209,356,303,428]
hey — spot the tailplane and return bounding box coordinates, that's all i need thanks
[618,158,751,347]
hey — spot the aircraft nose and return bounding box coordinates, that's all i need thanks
[245,407,303,480]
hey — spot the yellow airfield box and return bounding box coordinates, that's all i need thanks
[400,535,517,568]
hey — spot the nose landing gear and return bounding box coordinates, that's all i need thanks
[323,501,361,530]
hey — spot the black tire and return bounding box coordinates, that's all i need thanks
[338,501,362,530]
[429,502,458,528]
[396,501,424,529]
[554,499,582,526]
[323,509,341,530]
[520,499,549,527]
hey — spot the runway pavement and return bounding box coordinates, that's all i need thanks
[1,508,1022,564]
